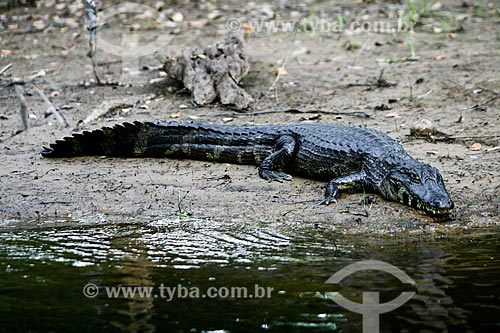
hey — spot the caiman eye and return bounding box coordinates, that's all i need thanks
[409,171,421,181]
[436,173,443,182]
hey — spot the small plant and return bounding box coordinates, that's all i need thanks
[404,0,420,24]
[408,39,416,58]
[177,188,193,218]
[408,75,414,101]
[308,0,318,19]
[476,0,487,16]
[344,40,361,51]
[422,0,430,13]
[337,12,345,31]
[361,194,374,216]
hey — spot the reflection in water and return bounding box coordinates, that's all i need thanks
[406,246,469,332]
[103,255,155,333]
[0,216,499,332]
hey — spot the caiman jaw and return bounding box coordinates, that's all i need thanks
[384,163,454,216]
[394,184,454,215]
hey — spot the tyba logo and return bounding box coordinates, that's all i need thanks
[325,260,416,333]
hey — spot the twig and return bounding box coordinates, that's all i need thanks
[27,82,69,127]
[0,63,12,76]
[417,89,434,99]
[13,84,29,130]
[267,57,288,105]
[449,134,500,139]
[408,75,414,101]
[0,28,43,36]
[346,69,397,89]
[177,186,193,216]
[269,58,287,92]
[469,93,500,111]
[340,210,369,217]
[0,119,50,143]
[85,0,102,85]
[266,31,298,104]
[210,108,372,118]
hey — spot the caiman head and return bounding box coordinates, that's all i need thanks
[379,161,454,215]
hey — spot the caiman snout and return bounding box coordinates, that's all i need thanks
[431,197,454,210]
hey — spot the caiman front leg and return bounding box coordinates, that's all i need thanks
[258,135,296,182]
[320,170,368,205]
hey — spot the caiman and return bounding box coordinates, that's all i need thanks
[41,121,454,215]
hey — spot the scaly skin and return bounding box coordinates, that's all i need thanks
[41,121,454,215]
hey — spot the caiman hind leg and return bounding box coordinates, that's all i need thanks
[320,171,368,205]
[258,135,296,182]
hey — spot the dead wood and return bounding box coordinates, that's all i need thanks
[155,35,254,110]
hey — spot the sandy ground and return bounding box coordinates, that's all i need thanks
[0,0,499,234]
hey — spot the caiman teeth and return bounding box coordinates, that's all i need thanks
[426,207,453,215]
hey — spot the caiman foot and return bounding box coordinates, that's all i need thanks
[319,196,337,206]
[258,135,296,183]
[320,180,339,205]
[259,169,293,182]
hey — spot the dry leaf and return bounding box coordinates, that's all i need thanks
[33,20,46,30]
[130,23,141,31]
[27,70,47,80]
[189,20,207,28]
[170,112,181,118]
[385,112,401,119]
[274,67,288,76]
[1,49,12,57]
[242,23,255,33]
[292,47,309,57]
[468,143,481,151]
[436,54,448,61]
[431,2,442,10]
[207,10,222,21]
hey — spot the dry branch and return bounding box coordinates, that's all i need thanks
[13,84,28,130]
[212,108,372,118]
[27,82,69,127]
[84,0,102,84]
[0,63,13,76]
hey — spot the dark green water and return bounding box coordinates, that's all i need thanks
[0,216,499,333]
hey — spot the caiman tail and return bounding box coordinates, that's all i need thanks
[41,121,276,165]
